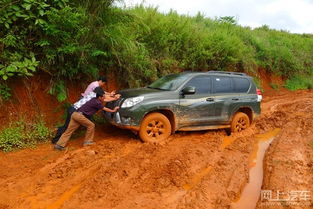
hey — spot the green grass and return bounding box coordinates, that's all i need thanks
[0,119,52,152]
[284,75,313,91]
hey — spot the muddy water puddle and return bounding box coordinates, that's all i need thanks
[231,128,281,209]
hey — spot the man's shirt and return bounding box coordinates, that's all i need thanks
[81,81,99,97]
[73,92,96,110]
[78,97,104,117]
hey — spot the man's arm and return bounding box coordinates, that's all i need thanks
[103,106,119,113]
[102,94,121,102]
[104,90,116,96]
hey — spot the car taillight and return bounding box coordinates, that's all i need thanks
[256,89,262,102]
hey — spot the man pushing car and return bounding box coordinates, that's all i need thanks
[54,91,120,151]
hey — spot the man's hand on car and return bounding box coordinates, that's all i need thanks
[114,94,121,99]
[110,90,116,96]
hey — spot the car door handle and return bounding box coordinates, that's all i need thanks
[232,98,239,101]
[206,98,214,102]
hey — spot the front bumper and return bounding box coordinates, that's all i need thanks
[104,98,142,131]
[103,111,140,131]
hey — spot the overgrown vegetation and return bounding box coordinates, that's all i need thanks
[0,83,11,101]
[284,75,313,91]
[1,1,313,96]
[0,119,52,152]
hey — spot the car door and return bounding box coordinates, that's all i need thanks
[177,75,216,127]
[212,76,244,124]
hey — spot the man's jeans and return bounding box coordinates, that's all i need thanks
[57,112,95,147]
[51,106,76,144]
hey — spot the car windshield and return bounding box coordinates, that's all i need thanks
[148,74,188,91]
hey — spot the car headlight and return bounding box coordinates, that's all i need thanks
[121,96,144,108]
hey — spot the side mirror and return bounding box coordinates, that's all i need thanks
[182,86,196,95]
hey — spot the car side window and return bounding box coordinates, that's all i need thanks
[183,76,211,94]
[233,77,250,93]
[213,76,233,93]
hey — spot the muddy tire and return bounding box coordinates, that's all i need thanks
[231,112,250,133]
[139,113,171,143]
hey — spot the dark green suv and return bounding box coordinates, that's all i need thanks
[105,71,262,143]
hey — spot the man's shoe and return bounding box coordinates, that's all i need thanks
[54,144,66,151]
[83,141,95,146]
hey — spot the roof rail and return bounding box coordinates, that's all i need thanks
[207,71,247,76]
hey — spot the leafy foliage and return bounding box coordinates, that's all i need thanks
[0,119,52,152]
[0,83,11,100]
[1,2,313,90]
[48,80,67,102]
[217,16,237,25]
[0,55,38,80]
[0,0,67,80]
[123,6,313,82]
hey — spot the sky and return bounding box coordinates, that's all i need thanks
[123,0,313,34]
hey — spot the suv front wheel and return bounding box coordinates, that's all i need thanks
[139,113,171,143]
[231,112,250,133]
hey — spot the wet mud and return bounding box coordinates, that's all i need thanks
[0,90,313,209]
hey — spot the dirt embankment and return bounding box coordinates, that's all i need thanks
[0,89,312,209]
[0,72,120,127]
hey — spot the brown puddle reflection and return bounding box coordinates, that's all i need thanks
[231,128,281,209]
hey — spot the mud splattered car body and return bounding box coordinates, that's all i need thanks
[105,71,261,142]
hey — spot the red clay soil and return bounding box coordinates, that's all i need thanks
[257,68,285,93]
[256,91,313,209]
[0,73,120,127]
[0,90,312,209]
[0,74,81,127]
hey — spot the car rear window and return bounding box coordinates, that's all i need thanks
[233,77,250,93]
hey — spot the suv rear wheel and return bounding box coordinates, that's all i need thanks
[231,112,250,133]
[139,113,171,143]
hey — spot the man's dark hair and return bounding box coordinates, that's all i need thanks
[96,92,104,98]
[93,86,104,95]
[98,76,107,82]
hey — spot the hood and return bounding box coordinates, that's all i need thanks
[118,87,166,98]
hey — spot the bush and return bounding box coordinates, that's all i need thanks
[0,126,24,152]
[1,1,313,90]
[284,75,313,91]
[0,83,11,101]
[48,80,67,102]
[0,120,52,152]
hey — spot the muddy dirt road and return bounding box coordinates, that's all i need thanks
[0,90,312,209]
